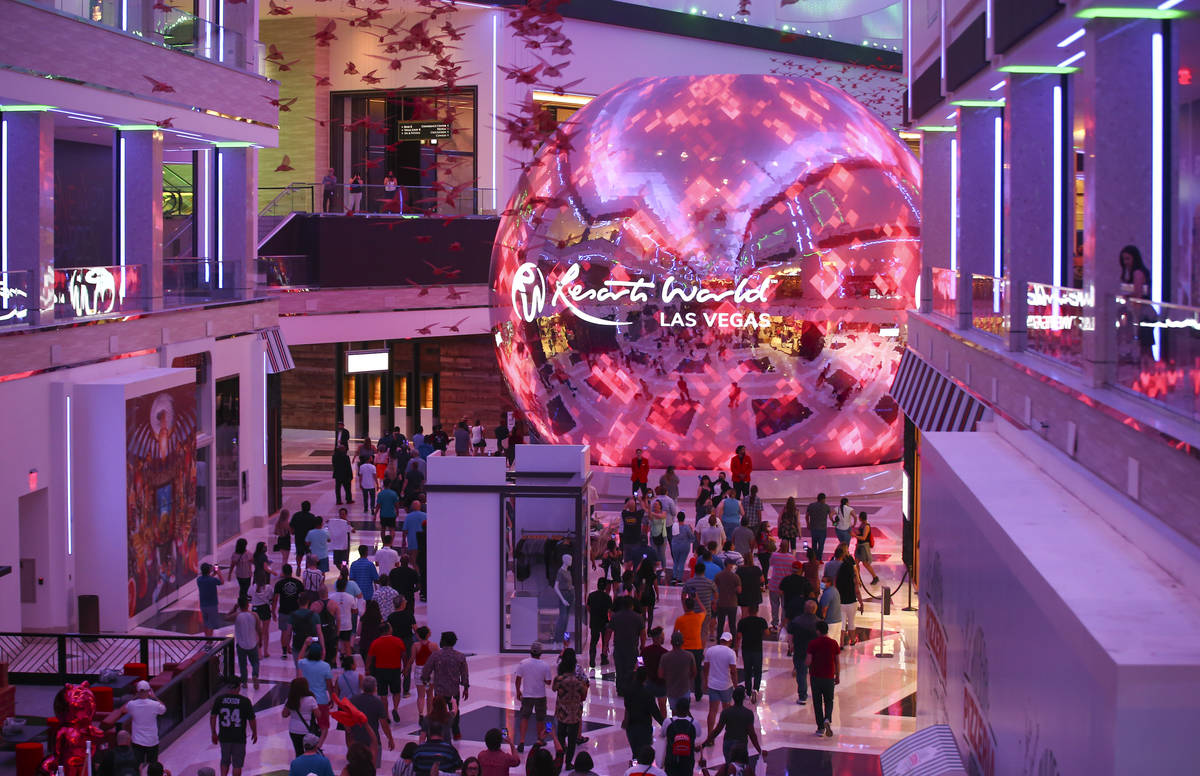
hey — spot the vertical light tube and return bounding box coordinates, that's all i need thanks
[1150,31,1164,304]
[994,114,1003,312]
[118,135,127,301]
[906,0,913,99]
[491,12,499,213]
[950,137,958,272]
[1052,85,1063,287]
[263,350,269,466]
[1151,31,1164,359]
[986,0,992,39]
[1,116,8,306]
[65,394,73,556]
[217,149,224,289]
[202,149,211,283]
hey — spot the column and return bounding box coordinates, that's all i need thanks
[217,146,258,298]
[116,129,164,310]
[1003,73,1062,352]
[919,130,954,315]
[2,110,55,325]
[955,106,1003,330]
[1080,19,1157,387]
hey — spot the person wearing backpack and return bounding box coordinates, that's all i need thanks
[851,512,879,585]
[660,697,699,776]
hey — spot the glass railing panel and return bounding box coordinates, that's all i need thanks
[0,271,31,328]
[1114,295,1200,420]
[52,265,143,321]
[1024,282,1092,370]
[257,255,315,288]
[162,258,241,303]
[970,274,1008,338]
[931,266,957,320]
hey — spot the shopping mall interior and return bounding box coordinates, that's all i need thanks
[0,0,1198,774]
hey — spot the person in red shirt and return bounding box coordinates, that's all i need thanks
[805,620,840,737]
[476,727,520,776]
[631,448,650,495]
[366,623,408,722]
[730,445,752,499]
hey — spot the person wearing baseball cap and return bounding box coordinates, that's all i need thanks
[288,733,334,776]
[701,631,738,737]
[780,558,815,625]
[514,642,551,752]
[104,679,166,765]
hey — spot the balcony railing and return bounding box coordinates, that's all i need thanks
[970,274,1008,338]
[1025,281,1092,370]
[0,270,31,329]
[37,0,262,73]
[257,255,313,288]
[261,182,497,218]
[931,267,957,320]
[1114,296,1200,421]
[163,258,243,303]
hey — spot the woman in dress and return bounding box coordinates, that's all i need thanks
[852,512,879,585]
[777,497,799,552]
[230,538,254,599]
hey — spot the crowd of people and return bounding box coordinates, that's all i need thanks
[98,434,887,776]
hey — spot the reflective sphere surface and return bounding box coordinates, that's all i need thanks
[491,74,920,469]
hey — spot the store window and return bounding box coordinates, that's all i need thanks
[215,377,241,544]
[331,87,477,214]
[394,375,408,408]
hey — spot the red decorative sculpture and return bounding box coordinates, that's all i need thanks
[41,683,106,776]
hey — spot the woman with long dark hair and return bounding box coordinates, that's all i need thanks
[635,556,658,628]
[340,741,376,776]
[282,676,319,756]
[777,497,799,552]
[230,538,253,599]
[357,599,383,662]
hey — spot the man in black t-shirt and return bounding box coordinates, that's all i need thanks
[272,564,304,658]
[387,596,417,695]
[620,496,647,567]
[586,578,613,667]
[389,555,420,603]
[291,502,319,564]
[734,605,770,699]
[210,677,257,776]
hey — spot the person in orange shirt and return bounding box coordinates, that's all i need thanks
[673,598,707,702]
[631,448,650,495]
[730,445,752,499]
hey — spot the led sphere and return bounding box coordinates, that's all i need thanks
[491,74,920,470]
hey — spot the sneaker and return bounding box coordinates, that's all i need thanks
[871,577,880,585]
[796,698,807,705]
[824,723,833,737]
[576,736,589,744]
[814,727,824,736]
[517,744,525,753]
[391,709,400,723]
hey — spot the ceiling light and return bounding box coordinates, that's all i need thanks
[1076,7,1186,19]
[1057,51,1086,68]
[990,80,1007,91]
[951,99,1005,107]
[1057,29,1085,47]
[998,65,1080,74]
[916,125,957,132]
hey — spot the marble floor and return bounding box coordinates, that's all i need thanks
[134,430,918,775]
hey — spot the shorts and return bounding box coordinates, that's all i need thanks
[380,516,397,530]
[518,697,547,720]
[645,681,666,698]
[254,605,271,622]
[707,687,734,703]
[622,543,643,564]
[201,605,222,631]
[277,611,292,629]
[842,603,857,631]
[339,629,353,642]
[219,741,246,768]
[374,667,403,695]
[856,543,873,563]
[473,440,486,448]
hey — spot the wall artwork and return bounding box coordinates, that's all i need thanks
[126,384,198,616]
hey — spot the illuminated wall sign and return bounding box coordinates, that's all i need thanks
[397,121,451,140]
[53,266,139,319]
[1025,283,1094,331]
[346,349,390,374]
[511,260,778,329]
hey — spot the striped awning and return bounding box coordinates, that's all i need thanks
[880,724,967,776]
[889,349,988,432]
[259,326,295,373]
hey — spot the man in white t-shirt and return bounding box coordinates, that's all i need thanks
[701,632,738,736]
[326,508,353,569]
[105,680,167,764]
[375,534,400,577]
[329,577,357,657]
[513,642,553,752]
[359,458,378,514]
